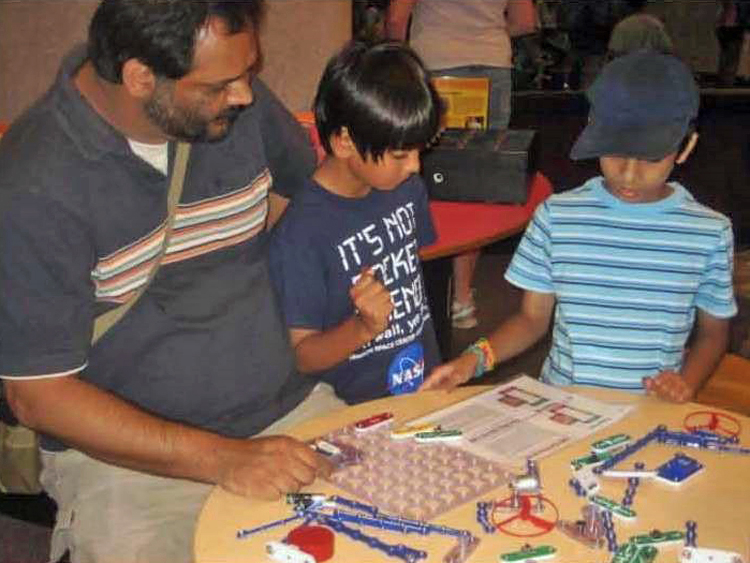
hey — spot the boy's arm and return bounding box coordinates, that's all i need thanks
[422,289,555,391]
[290,270,394,373]
[643,311,730,403]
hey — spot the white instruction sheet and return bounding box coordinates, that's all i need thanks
[412,375,635,467]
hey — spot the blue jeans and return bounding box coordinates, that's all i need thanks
[431,65,513,129]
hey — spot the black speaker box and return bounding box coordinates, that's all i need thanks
[421,129,538,204]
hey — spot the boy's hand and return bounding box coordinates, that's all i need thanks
[642,371,695,403]
[420,353,478,391]
[350,268,394,339]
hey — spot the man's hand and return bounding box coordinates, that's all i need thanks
[643,371,695,403]
[350,268,393,339]
[217,435,333,501]
[420,353,478,392]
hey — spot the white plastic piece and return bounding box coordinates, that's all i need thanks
[311,439,341,456]
[680,546,744,563]
[265,541,315,563]
[573,466,600,496]
[602,469,656,479]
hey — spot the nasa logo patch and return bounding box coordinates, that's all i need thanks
[387,342,425,395]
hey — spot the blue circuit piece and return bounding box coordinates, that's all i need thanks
[655,453,704,485]
[685,520,697,547]
[314,513,428,563]
[236,514,303,539]
[315,508,469,539]
[476,502,496,534]
[329,495,380,516]
[593,424,750,479]
[689,430,738,445]
[569,477,587,497]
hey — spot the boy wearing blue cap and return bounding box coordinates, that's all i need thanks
[425,51,738,402]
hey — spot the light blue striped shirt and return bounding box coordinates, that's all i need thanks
[506,177,737,391]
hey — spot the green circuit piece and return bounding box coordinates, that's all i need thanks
[611,543,658,563]
[413,429,463,442]
[629,530,684,546]
[499,544,557,563]
[590,495,637,520]
[571,450,613,471]
[592,433,631,453]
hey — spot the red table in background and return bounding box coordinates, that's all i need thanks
[422,172,552,260]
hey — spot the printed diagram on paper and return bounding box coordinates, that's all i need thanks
[412,375,635,467]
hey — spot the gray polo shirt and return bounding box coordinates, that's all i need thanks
[0,47,316,450]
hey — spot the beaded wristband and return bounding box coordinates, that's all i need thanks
[465,337,497,379]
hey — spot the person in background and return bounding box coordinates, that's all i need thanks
[716,0,750,86]
[0,2,345,561]
[557,0,630,89]
[424,52,737,403]
[269,41,442,405]
[607,0,673,59]
[386,0,538,330]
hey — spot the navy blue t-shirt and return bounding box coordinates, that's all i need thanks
[269,176,441,404]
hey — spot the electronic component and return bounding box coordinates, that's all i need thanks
[571,451,614,471]
[592,434,631,453]
[629,530,684,547]
[589,495,636,520]
[499,544,556,563]
[265,541,315,563]
[414,429,463,442]
[353,412,394,432]
[390,422,440,439]
[611,542,657,563]
[572,466,600,496]
[655,453,704,486]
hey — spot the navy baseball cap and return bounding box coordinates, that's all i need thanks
[570,50,699,161]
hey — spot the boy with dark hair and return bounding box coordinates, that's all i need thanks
[270,41,442,403]
[425,51,737,402]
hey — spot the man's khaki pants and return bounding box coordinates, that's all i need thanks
[41,383,346,563]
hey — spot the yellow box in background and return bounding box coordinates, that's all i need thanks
[431,76,490,130]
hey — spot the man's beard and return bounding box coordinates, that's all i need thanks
[145,82,243,143]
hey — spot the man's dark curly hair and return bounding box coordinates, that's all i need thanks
[88,0,265,83]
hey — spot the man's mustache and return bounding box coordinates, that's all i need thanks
[217,105,244,121]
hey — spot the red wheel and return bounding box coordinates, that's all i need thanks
[684,410,741,439]
[489,494,559,537]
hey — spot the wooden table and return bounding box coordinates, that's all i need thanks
[195,385,750,563]
[695,353,750,416]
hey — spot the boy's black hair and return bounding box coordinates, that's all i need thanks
[89,0,265,84]
[314,41,443,161]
